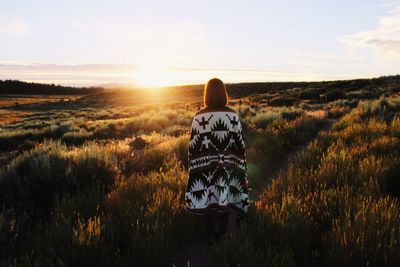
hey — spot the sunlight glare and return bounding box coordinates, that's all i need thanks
[133,64,175,89]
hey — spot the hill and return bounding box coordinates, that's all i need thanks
[1,75,399,98]
[0,80,104,95]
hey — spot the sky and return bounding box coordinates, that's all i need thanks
[0,0,399,87]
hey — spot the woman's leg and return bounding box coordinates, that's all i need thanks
[235,213,244,228]
[218,210,229,235]
[204,210,214,236]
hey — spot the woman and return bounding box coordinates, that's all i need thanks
[185,78,249,239]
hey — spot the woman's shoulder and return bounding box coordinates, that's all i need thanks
[195,106,236,116]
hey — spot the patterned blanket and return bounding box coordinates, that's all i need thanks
[185,107,249,214]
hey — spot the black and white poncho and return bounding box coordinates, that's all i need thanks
[185,107,249,215]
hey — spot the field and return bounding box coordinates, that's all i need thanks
[1,77,400,266]
[0,95,79,124]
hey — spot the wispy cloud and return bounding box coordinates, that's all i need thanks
[0,19,29,37]
[337,5,400,56]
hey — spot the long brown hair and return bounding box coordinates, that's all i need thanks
[203,78,228,108]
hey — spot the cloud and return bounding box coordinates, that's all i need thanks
[337,5,400,56]
[0,19,29,37]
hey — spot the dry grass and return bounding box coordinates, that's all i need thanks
[0,109,31,124]
[1,89,399,266]
[0,95,79,124]
[0,95,78,108]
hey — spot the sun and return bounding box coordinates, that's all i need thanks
[133,64,174,89]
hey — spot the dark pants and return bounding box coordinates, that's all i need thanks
[204,210,229,237]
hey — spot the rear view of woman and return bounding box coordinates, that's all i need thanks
[185,78,249,239]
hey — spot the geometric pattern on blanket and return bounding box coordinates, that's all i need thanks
[185,108,249,214]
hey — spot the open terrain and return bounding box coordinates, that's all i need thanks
[0,95,80,124]
[1,76,400,266]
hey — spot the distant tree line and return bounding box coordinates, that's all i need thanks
[2,74,399,97]
[0,80,104,95]
[226,75,400,98]
[161,75,400,102]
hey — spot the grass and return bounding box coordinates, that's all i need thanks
[0,84,400,266]
[224,99,400,266]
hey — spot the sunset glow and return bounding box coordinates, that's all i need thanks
[0,0,399,86]
[132,65,176,88]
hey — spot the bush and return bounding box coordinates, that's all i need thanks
[251,107,302,129]
[326,90,346,102]
[356,96,400,120]
[252,111,282,129]
[247,130,284,172]
[17,156,196,267]
[297,89,321,100]
[269,96,298,107]
[0,140,120,215]
[61,128,91,145]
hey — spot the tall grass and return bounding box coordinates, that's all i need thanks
[217,98,400,266]
[0,134,198,265]
[2,93,400,266]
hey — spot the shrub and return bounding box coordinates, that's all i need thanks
[0,140,120,215]
[269,96,298,107]
[326,90,346,102]
[297,89,321,100]
[247,130,284,172]
[237,104,251,117]
[251,107,302,129]
[252,111,282,129]
[391,116,400,138]
[356,96,400,119]
[61,128,91,145]
[2,156,197,266]
[141,134,189,170]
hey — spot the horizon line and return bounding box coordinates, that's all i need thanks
[2,73,399,89]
